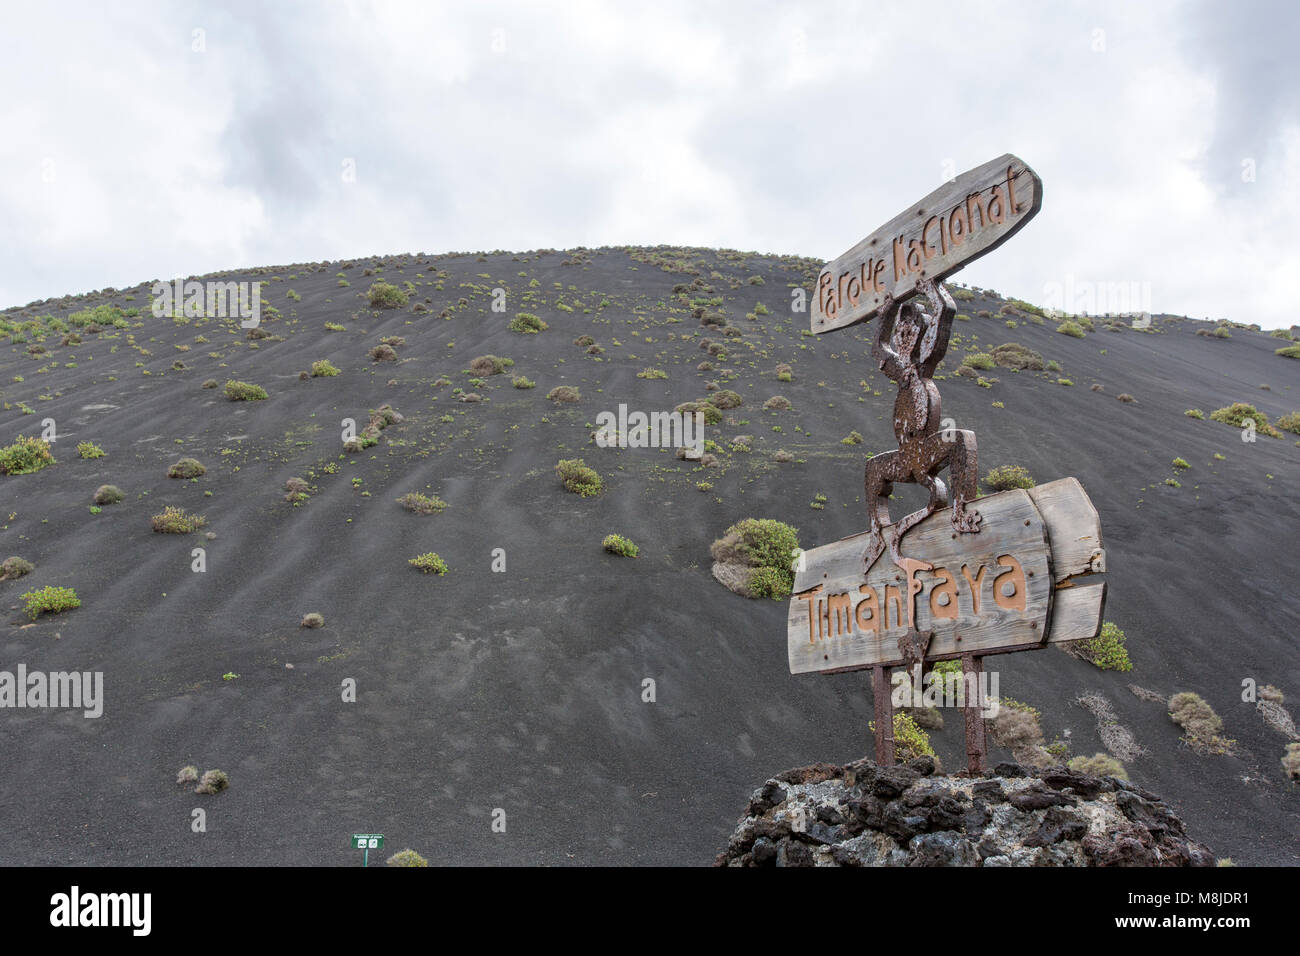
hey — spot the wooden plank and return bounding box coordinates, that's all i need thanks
[1044,577,1107,644]
[788,488,1053,674]
[1028,477,1104,583]
[811,154,1043,335]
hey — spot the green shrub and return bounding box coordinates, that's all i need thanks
[675,401,723,425]
[637,367,668,380]
[301,612,325,628]
[1168,691,1233,753]
[709,389,743,409]
[195,769,229,794]
[225,380,267,401]
[983,464,1035,491]
[1184,408,1204,419]
[366,282,408,309]
[1075,621,1132,671]
[397,492,447,515]
[176,766,199,785]
[93,484,124,505]
[511,375,535,389]
[77,441,105,459]
[866,712,935,762]
[1056,320,1086,338]
[151,505,205,533]
[1275,411,1300,434]
[841,430,863,445]
[167,457,206,479]
[547,385,581,403]
[1274,345,1300,359]
[1172,457,1190,469]
[386,849,429,867]
[556,458,602,496]
[310,359,340,377]
[470,354,513,375]
[1068,752,1128,780]
[0,435,55,475]
[990,343,1046,370]
[369,344,397,362]
[1209,402,1282,438]
[763,395,792,411]
[1,556,34,580]
[509,312,548,334]
[709,517,800,600]
[409,552,449,575]
[602,534,639,557]
[21,585,81,620]
[961,352,996,371]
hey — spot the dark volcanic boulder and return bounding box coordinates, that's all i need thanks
[714,759,1213,867]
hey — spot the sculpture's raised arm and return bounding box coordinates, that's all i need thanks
[872,293,904,382]
[918,279,956,376]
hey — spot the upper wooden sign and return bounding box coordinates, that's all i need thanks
[788,478,1105,675]
[811,154,1043,335]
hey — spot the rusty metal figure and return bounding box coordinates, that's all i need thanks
[862,278,981,573]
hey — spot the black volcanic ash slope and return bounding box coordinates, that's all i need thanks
[0,246,1297,865]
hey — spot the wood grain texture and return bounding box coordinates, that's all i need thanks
[788,488,1053,673]
[811,154,1043,335]
[788,478,1109,674]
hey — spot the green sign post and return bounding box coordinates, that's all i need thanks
[351,833,384,866]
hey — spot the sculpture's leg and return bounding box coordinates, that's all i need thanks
[863,453,897,572]
[947,429,982,534]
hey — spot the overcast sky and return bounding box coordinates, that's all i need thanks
[1,0,1296,327]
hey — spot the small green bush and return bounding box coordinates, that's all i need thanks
[301,612,325,628]
[511,375,535,389]
[195,769,229,794]
[310,359,340,377]
[763,395,792,411]
[1068,753,1128,780]
[366,282,408,309]
[1172,457,1190,469]
[675,401,723,425]
[387,848,429,867]
[547,385,581,403]
[151,505,206,533]
[1184,408,1204,419]
[1075,621,1132,671]
[1168,691,1233,753]
[556,458,601,496]
[397,492,447,515]
[841,430,863,445]
[167,457,206,479]
[0,435,55,475]
[637,367,668,380]
[509,312,548,334]
[983,464,1035,491]
[21,585,81,620]
[93,484,124,505]
[867,712,935,762]
[602,534,639,557]
[409,552,449,575]
[225,380,267,401]
[961,352,996,371]
[1209,402,1282,438]
[77,441,105,459]
[1274,411,1300,434]
[1056,320,1086,338]
[1,556,34,580]
[470,354,513,375]
[1275,345,1300,359]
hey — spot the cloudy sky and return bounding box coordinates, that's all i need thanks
[2,0,1296,327]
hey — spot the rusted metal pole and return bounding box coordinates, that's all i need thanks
[872,664,895,766]
[962,652,987,774]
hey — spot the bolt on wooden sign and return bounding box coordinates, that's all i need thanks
[790,155,1105,772]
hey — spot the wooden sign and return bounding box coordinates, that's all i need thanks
[811,154,1042,335]
[788,478,1105,675]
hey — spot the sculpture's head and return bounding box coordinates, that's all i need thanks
[892,301,926,362]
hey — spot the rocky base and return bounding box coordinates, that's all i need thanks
[715,757,1214,867]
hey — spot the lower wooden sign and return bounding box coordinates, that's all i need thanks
[788,478,1105,675]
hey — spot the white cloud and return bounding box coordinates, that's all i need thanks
[0,0,1295,328]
